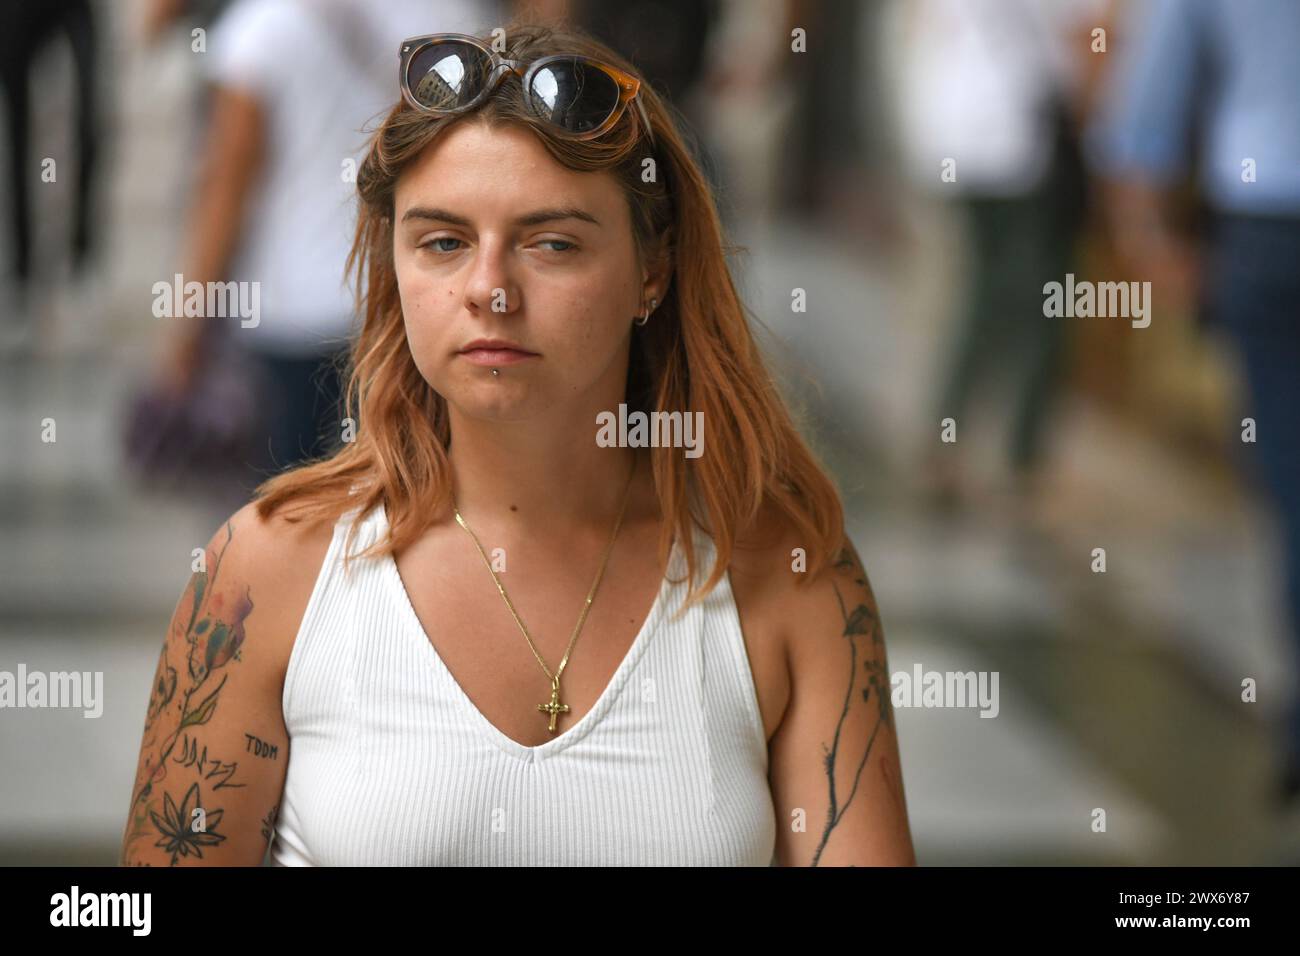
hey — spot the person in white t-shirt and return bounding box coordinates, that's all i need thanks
[891,0,1102,512]
[154,0,501,488]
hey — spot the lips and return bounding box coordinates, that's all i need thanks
[457,339,538,367]
[460,335,535,351]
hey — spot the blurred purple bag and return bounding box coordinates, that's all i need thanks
[121,326,267,493]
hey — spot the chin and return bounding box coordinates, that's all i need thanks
[448,380,548,423]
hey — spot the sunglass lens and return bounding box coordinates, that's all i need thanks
[528,59,621,135]
[407,40,492,110]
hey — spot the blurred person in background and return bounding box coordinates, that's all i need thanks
[141,0,237,43]
[150,0,502,501]
[895,0,1102,516]
[532,0,722,113]
[1089,0,1300,805]
[776,0,882,230]
[0,0,101,351]
[523,0,725,192]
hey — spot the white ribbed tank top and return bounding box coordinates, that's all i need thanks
[269,497,778,866]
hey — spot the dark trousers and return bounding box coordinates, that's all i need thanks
[240,347,348,492]
[933,190,1075,473]
[1204,213,1300,761]
[0,0,98,287]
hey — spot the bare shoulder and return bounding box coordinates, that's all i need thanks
[219,499,338,684]
[725,501,857,742]
[727,501,866,663]
[741,508,886,715]
[168,498,339,710]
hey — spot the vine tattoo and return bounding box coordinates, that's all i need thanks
[811,542,895,866]
[122,521,254,865]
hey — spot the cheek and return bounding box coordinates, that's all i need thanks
[394,270,459,385]
[556,261,639,343]
[396,263,450,343]
[550,292,623,359]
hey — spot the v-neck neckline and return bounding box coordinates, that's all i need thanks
[378,500,685,765]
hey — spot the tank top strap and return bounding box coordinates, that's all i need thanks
[678,518,718,588]
[328,491,387,575]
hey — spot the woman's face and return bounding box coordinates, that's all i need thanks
[392,120,658,424]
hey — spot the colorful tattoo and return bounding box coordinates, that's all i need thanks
[121,520,255,865]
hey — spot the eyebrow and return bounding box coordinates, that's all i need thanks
[400,205,601,228]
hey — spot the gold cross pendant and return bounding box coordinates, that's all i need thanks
[537,679,570,734]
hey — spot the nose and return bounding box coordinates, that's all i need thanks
[463,235,520,317]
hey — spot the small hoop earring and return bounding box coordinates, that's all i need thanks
[634,297,657,327]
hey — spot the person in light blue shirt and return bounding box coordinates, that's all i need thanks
[1089,0,1300,217]
[1091,0,1300,809]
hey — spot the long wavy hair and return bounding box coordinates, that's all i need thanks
[252,19,845,613]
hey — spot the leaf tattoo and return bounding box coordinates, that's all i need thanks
[149,782,226,865]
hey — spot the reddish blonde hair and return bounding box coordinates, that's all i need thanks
[252,19,845,613]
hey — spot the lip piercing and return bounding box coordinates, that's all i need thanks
[491,368,499,376]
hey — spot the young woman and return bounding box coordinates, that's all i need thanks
[120,22,916,867]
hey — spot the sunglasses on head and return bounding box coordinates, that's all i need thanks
[399,32,655,146]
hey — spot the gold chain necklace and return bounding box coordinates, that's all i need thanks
[451,456,637,734]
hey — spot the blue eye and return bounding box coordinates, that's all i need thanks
[418,237,577,255]
[421,237,463,253]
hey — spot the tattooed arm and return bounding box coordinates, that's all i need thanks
[119,502,304,866]
[768,534,916,866]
